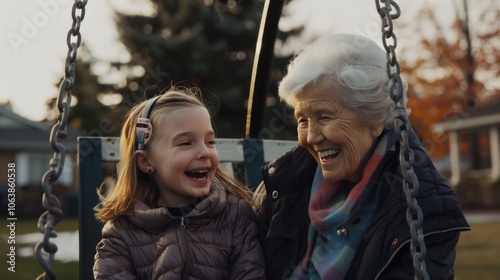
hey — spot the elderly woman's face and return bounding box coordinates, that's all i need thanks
[294,84,384,183]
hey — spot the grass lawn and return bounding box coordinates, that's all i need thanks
[1,217,500,279]
[1,218,79,279]
[455,221,500,280]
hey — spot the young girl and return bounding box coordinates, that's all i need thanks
[93,87,265,279]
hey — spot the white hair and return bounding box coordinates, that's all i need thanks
[278,33,408,129]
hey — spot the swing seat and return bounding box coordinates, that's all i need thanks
[77,136,297,279]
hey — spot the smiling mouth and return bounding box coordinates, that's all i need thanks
[318,149,340,161]
[185,169,209,181]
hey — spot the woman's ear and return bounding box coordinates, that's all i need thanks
[136,150,154,174]
[372,123,385,138]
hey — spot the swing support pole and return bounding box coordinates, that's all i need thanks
[245,0,285,139]
[243,0,285,189]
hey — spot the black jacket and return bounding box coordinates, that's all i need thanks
[255,130,470,280]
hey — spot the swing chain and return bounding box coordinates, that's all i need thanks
[35,1,87,279]
[375,1,430,280]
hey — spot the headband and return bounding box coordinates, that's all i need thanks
[136,95,161,150]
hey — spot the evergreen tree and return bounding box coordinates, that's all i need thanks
[47,0,303,139]
[45,44,120,136]
[110,0,300,139]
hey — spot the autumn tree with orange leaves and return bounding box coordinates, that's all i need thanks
[397,0,500,163]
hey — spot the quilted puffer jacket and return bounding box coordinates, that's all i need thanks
[255,129,470,279]
[94,184,265,280]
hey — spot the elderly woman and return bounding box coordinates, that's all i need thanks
[253,33,470,279]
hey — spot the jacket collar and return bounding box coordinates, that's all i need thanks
[127,183,226,234]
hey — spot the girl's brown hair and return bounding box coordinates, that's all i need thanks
[94,86,252,223]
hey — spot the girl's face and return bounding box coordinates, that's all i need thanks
[294,83,383,184]
[147,106,219,207]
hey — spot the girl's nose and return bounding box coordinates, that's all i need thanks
[197,144,210,159]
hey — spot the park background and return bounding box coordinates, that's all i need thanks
[1,0,499,279]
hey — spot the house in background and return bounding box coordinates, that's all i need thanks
[0,104,80,218]
[432,100,500,187]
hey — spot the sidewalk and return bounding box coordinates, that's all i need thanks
[464,211,500,223]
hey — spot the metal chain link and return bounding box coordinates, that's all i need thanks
[375,1,430,279]
[34,1,87,279]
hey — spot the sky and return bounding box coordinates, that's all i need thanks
[0,0,464,121]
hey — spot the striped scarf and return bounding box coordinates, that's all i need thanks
[291,132,393,279]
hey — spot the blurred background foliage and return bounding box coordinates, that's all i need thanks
[43,0,499,162]
[46,0,303,140]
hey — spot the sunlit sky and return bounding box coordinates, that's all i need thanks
[0,0,477,121]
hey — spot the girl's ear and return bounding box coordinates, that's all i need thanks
[136,150,154,173]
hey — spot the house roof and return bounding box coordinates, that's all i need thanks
[0,105,50,131]
[432,99,500,132]
[0,105,80,150]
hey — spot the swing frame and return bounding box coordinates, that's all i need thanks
[35,0,429,279]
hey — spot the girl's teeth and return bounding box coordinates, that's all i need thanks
[186,169,209,179]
